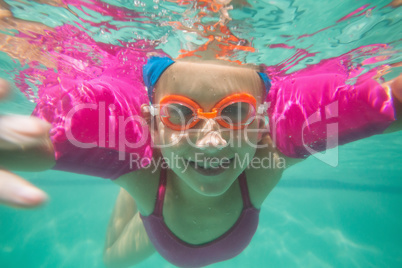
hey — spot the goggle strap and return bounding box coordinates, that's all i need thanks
[149,105,159,116]
[257,102,269,114]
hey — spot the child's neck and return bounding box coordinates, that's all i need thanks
[167,169,239,208]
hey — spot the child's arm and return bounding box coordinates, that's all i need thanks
[103,188,155,268]
[0,79,54,208]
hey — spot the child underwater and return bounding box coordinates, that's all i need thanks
[0,1,402,267]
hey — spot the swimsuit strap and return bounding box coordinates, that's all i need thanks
[154,167,168,216]
[238,172,253,209]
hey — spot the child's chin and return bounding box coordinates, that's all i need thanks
[185,170,239,196]
[191,181,232,197]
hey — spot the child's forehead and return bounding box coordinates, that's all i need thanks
[169,61,259,75]
[154,61,263,102]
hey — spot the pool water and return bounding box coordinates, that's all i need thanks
[1,0,401,267]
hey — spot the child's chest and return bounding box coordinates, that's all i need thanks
[162,181,245,245]
[160,163,284,245]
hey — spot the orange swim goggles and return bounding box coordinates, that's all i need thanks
[150,93,268,131]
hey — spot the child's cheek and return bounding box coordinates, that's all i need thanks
[158,128,191,156]
[230,124,260,148]
[155,121,176,146]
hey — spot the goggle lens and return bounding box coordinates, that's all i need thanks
[160,103,196,128]
[219,102,256,126]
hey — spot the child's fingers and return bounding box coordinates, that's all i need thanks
[0,169,48,208]
[0,115,52,150]
[0,80,49,208]
[0,78,10,99]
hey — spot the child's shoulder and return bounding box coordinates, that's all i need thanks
[114,163,161,215]
[244,139,290,208]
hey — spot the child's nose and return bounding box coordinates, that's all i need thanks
[195,119,227,149]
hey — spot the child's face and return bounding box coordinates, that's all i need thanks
[152,61,265,196]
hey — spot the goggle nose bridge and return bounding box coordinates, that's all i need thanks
[196,108,218,119]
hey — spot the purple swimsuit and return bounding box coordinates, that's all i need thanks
[140,168,260,268]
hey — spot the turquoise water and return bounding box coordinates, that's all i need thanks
[1,0,402,267]
[1,134,401,267]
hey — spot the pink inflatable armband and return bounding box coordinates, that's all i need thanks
[22,25,158,179]
[267,59,395,158]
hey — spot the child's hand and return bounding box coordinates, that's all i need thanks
[388,0,402,8]
[383,74,402,133]
[390,74,402,103]
[0,79,49,208]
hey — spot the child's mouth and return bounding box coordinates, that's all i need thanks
[187,158,233,176]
